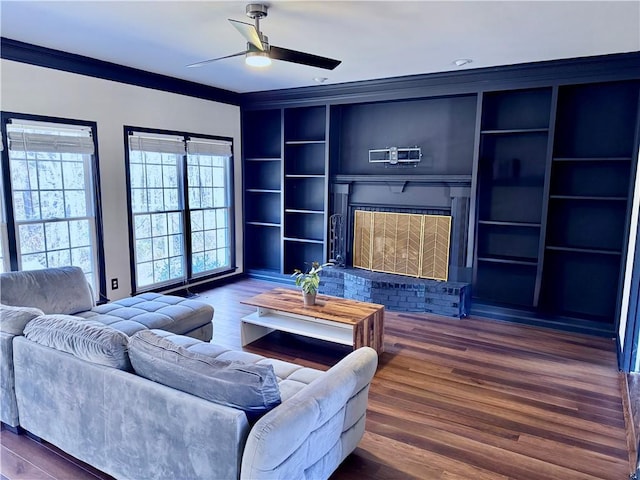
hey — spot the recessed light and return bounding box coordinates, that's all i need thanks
[313,77,328,83]
[453,59,472,67]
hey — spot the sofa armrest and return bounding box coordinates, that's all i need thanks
[240,347,378,480]
[0,332,20,427]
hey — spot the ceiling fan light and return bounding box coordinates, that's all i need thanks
[246,51,271,67]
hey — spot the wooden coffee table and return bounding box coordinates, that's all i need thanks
[240,288,384,354]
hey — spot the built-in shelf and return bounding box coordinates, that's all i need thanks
[549,195,627,201]
[285,140,326,145]
[246,221,281,228]
[474,86,552,310]
[481,128,549,135]
[246,189,280,194]
[279,105,329,275]
[285,174,325,178]
[540,87,632,332]
[546,245,622,256]
[478,220,541,228]
[244,115,282,279]
[477,256,538,266]
[553,157,632,162]
[284,237,324,244]
[285,209,324,215]
[242,78,638,335]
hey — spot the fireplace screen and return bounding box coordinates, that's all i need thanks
[353,210,451,281]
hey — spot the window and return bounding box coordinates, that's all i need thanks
[126,128,234,292]
[187,138,232,276]
[1,115,104,293]
[0,142,7,273]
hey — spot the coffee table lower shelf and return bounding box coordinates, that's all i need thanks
[240,288,385,354]
[241,309,354,347]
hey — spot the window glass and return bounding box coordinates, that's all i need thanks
[126,130,233,291]
[187,150,231,276]
[5,120,99,290]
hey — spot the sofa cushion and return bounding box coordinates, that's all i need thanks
[0,303,44,335]
[149,330,324,401]
[78,293,214,338]
[23,315,131,370]
[129,330,281,421]
[0,266,94,315]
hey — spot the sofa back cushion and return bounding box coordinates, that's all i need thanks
[0,266,94,315]
[0,304,44,335]
[23,315,131,370]
[129,330,281,421]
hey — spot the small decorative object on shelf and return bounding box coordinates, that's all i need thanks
[291,261,332,306]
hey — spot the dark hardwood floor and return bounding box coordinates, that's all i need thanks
[1,278,633,479]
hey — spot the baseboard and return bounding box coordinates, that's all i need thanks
[0,423,22,435]
[621,372,638,476]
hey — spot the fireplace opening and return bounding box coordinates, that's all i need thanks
[352,210,452,281]
[324,206,470,318]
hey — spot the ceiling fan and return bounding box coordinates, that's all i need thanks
[187,3,341,70]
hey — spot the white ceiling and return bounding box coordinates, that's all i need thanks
[1,1,639,94]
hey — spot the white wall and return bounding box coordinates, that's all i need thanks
[0,59,243,300]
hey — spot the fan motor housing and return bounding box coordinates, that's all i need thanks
[246,3,268,19]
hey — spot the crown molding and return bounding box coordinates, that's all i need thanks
[0,37,241,106]
[242,51,640,108]
[2,37,638,110]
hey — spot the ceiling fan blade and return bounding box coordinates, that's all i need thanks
[269,46,341,70]
[186,51,245,68]
[229,19,264,51]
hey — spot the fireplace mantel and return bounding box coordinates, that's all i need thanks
[333,174,471,187]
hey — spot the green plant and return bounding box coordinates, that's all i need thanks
[291,261,331,294]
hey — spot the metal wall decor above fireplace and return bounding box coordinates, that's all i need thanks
[368,146,422,165]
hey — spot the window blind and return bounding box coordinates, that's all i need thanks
[7,130,95,155]
[128,133,186,155]
[187,138,232,157]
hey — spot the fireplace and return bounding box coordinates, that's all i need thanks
[352,210,452,281]
[324,174,472,317]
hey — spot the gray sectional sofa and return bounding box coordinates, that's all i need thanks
[0,267,379,479]
[1,266,214,428]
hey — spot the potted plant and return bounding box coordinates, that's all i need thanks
[291,261,331,306]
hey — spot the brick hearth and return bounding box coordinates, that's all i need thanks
[320,267,470,318]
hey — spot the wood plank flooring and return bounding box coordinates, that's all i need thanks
[1,278,632,479]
